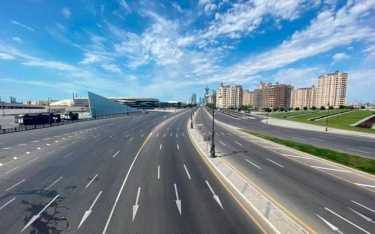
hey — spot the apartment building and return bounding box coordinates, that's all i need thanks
[216,83,243,108]
[242,90,253,106]
[316,71,348,108]
[291,85,317,109]
[252,81,293,110]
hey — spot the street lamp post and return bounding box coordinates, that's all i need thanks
[48,97,51,125]
[190,107,193,129]
[205,88,221,158]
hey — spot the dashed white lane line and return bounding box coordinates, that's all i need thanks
[309,137,322,141]
[156,133,159,137]
[160,144,162,150]
[163,134,166,137]
[235,141,243,146]
[27,157,39,163]
[26,152,30,154]
[359,146,375,151]
[37,147,41,150]
[266,158,284,168]
[325,207,371,234]
[351,200,375,213]
[129,137,134,142]
[18,144,27,146]
[347,148,371,154]
[282,154,312,159]
[5,179,26,192]
[292,137,306,141]
[219,141,226,146]
[170,133,172,137]
[246,159,261,169]
[112,150,120,158]
[158,165,160,179]
[3,147,11,150]
[86,174,98,188]
[354,183,375,188]
[183,164,191,180]
[5,167,19,174]
[60,145,69,149]
[63,152,74,158]
[182,133,185,137]
[46,144,50,146]
[177,144,180,150]
[0,198,16,210]
[32,141,39,143]
[47,150,55,155]
[176,134,178,138]
[311,166,351,173]
[44,176,63,191]
[141,134,144,138]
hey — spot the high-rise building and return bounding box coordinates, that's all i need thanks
[252,81,293,110]
[316,71,348,108]
[216,83,243,108]
[242,90,253,106]
[191,93,197,104]
[291,86,317,109]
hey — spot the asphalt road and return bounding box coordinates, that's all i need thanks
[0,110,264,234]
[197,107,375,234]
[210,109,375,158]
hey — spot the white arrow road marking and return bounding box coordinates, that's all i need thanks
[133,187,141,222]
[183,165,191,180]
[44,176,63,191]
[6,179,26,192]
[316,214,343,234]
[0,197,16,210]
[174,184,182,215]
[325,207,371,234]
[86,174,98,188]
[112,150,120,158]
[349,207,375,223]
[351,200,375,213]
[78,191,102,229]
[21,195,59,232]
[205,180,223,209]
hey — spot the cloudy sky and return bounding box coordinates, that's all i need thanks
[0,0,374,103]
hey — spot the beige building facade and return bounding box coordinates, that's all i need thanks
[252,82,293,110]
[291,86,317,109]
[316,71,348,108]
[216,83,243,108]
[242,90,253,106]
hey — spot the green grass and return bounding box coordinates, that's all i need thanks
[241,130,375,175]
[270,110,374,134]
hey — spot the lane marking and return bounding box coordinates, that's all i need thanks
[174,184,182,215]
[182,133,185,137]
[27,157,39,163]
[0,198,16,210]
[311,166,351,173]
[78,191,102,229]
[219,141,226,146]
[91,150,98,156]
[32,141,39,143]
[63,152,74,158]
[158,165,160,179]
[177,144,179,150]
[266,158,284,168]
[132,187,141,222]
[246,159,261,169]
[86,174,98,188]
[354,183,375,188]
[3,147,11,150]
[163,134,166,137]
[320,136,335,140]
[18,144,27,146]
[183,164,191,179]
[141,134,144,137]
[325,207,370,234]
[129,137,134,141]
[6,179,26,192]
[282,154,312,159]
[309,137,322,141]
[112,150,120,158]
[235,141,243,146]
[60,144,69,149]
[263,146,282,149]
[160,144,162,150]
[156,133,159,137]
[6,167,19,174]
[228,133,233,136]
[348,207,375,223]
[176,134,178,138]
[347,148,371,154]
[170,133,172,137]
[44,176,63,191]
[206,180,223,209]
[47,150,55,155]
[352,200,375,213]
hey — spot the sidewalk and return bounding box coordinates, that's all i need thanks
[261,117,375,139]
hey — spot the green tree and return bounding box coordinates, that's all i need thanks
[311,106,316,110]
[361,106,366,109]
[273,107,279,112]
[280,107,285,112]
[295,107,300,111]
[303,106,308,111]
[339,105,346,109]
[320,106,326,110]
[329,106,334,110]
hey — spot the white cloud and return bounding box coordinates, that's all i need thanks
[204,4,217,14]
[331,52,350,65]
[172,2,184,13]
[62,7,72,19]
[80,53,102,64]
[272,67,322,88]
[12,37,23,43]
[101,63,121,73]
[22,60,77,71]
[117,0,131,13]
[347,68,375,102]
[11,20,35,32]
[0,52,15,60]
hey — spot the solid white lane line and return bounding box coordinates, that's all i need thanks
[266,158,284,168]
[354,183,375,188]
[205,180,223,209]
[27,157,39,163]
[325,207,371,234]
[129,137,134,141]
[177,144,180,150]
[0,198,16,210]
[158,165,160,179]
[219,141,226,146]
[352,200,375,213]
[292,137,306,141]
[235,141,243,146]
[47,150,55,155]
[5,167,19,174]
[359,146,375,151]
[132,187,141,222]
[316,214,344,234]
[63,152,74,158]
[309,137,323,141]
[183,164,191,179]
[282,154,312,159]
[86,174,98,188]
[78,191,102,229]
[311,166,351,173]
[347,148,371,154]
[6,179,26,192]
[44,176,63,191]
[246,159,261,169]
[21,195,59,232]
[112,150,120,158]
[160,144,162,150]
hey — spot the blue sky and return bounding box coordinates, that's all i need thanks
[0,0,374,103]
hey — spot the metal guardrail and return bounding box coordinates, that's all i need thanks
[0,112,141,134]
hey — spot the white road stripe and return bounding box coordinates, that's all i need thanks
[27,157,39,163]
[263,146,282,149]
[219,141,226,146]
[311,166,351,173]
[160,144,162,150]
[354,183,375,188]
[47,150,55,155]
[63,152,74,158]
[44,176,63,191]
[86,174,98,188]
[3,147,11,150]
[183,164,191,180]
[18,144,27,146]
[158,165,160,179]
[246,159,261,169]
[235,141,243,146]
[325,207,371,234]
[352,200,375,213]
[0,198,16,210]
[60,144,69,149]
[228,133,233,136]
[112,150,120,158]
[282,154,312,159]
[5,167,19,174]
[266,158,284,168]
[32,141,39,143]
[129,137,134,141]
[6,179,26,192]
[177,144,179,150]
[91,150,98,156]
[347,148,371,154]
